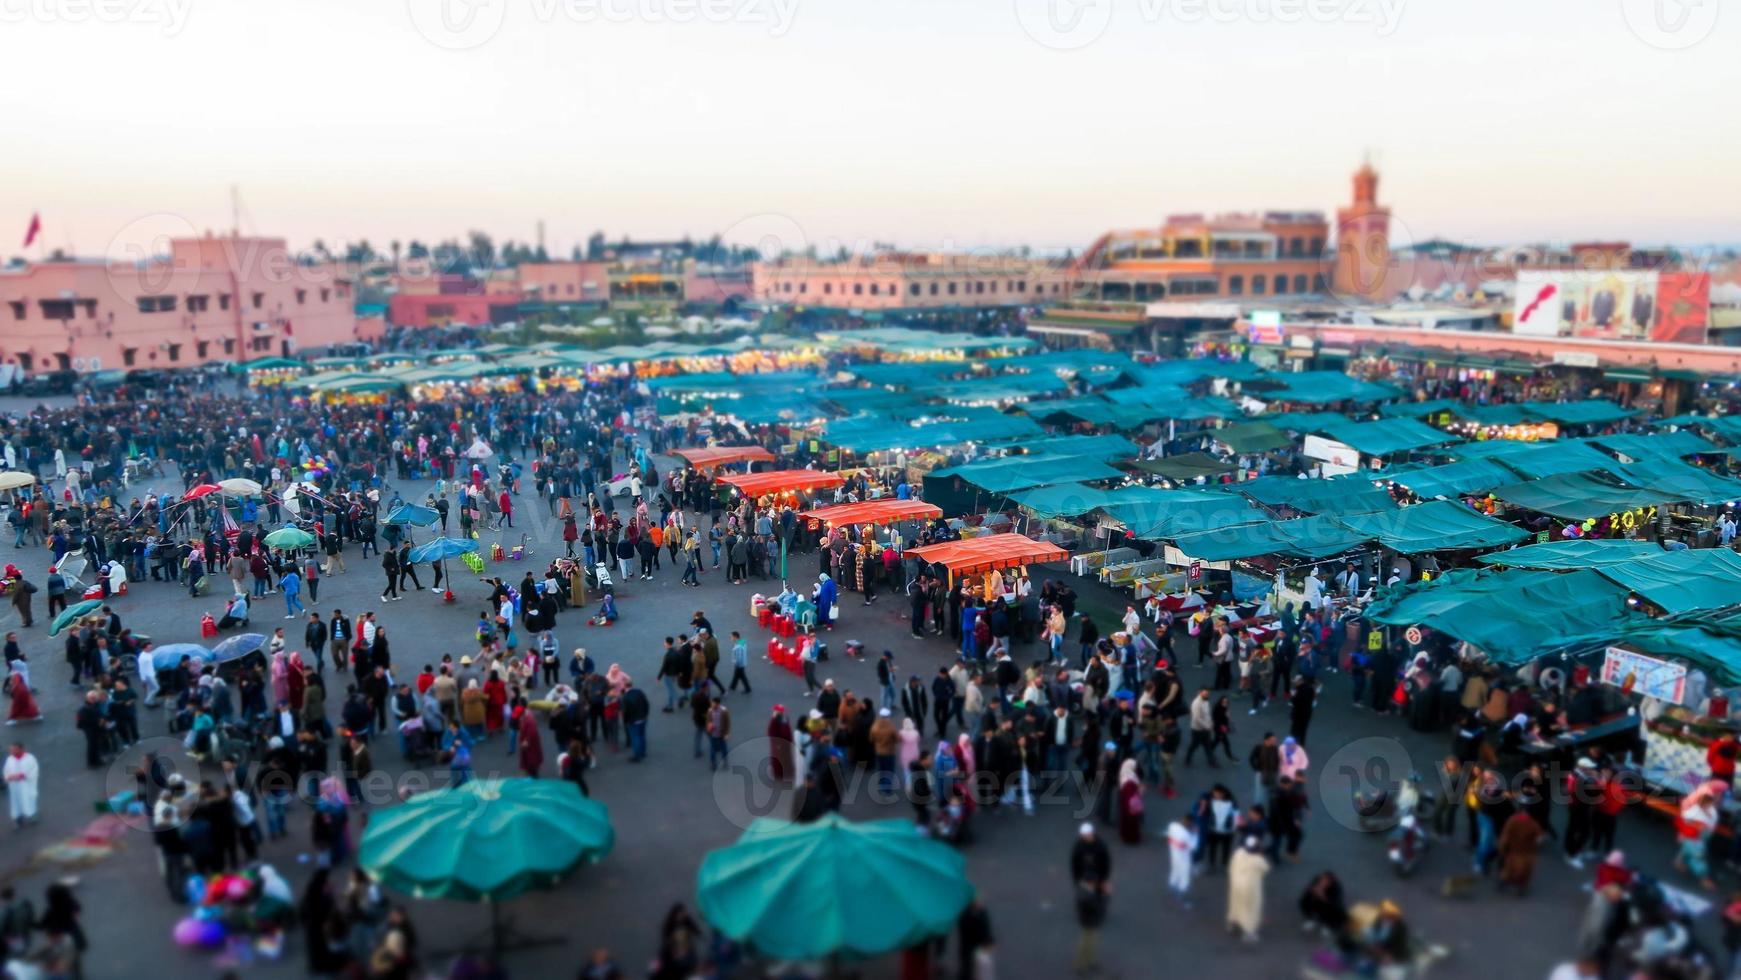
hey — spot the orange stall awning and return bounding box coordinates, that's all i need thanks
[673,445,776,470]
[798,499,943,529]
[718,469,845,498]
[905,533,1068,576]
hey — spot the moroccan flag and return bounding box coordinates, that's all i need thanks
[22,212,41,248]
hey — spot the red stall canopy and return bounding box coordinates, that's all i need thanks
[798,499,943,529]
[905,533,1068,576]
[673,445,776,470]
[718,469,845,498]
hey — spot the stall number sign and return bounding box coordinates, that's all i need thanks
[1404,627,1423,646]
[1535,530,1550,544]
[1188,560,1202,582]
[1601,646,1688,704]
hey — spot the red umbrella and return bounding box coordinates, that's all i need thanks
[182,483,223,501]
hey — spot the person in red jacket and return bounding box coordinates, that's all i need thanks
[1708,732,1737,786]
[498,489,514,529]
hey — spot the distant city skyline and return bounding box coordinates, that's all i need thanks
[1,0,1734,260]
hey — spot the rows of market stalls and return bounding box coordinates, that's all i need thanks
[646,340,1741,821]
[250,330,1741,810]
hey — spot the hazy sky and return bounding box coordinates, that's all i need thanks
[0,0,1734,260]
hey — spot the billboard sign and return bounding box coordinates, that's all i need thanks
[1514,270,1709,343]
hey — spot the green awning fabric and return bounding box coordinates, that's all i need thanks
[941,373,1071,403]
[1380,398,1465,419]
[1171,515,1369,561]
[1365,568,1631,664]
[1331,499,1527,553]
[1172,396,1245,421]
[1097,490,1263,539]
[1603,368,1652,383]
[1231,475,1399,516]
[1212,422,1294,454]
[1491,473,1669,519]
[1476,539,1668,570]
[1593,615,1741,686]
[1101,385,1190,407]
[1015,433,1139,462]
[1594,548,1741,614]
[1520,400,1637,426]
[1008,483,1120,519]
[1448,439,1626,479]
[1592,431,1718,463]
[931,454,1124,494]
[1318,418,1458,456]
[1133,360,1267,386]
[1259,371,1399,404]
[826,414,1043,452]
[1384,458,1523,499]
[1612,461,1741,506]
[1130,452,1237,482]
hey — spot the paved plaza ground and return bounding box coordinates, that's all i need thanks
[0,448,1715,979]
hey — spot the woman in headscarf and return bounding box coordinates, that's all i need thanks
[1117,758,1145,845]
[482,670,508,736]
[766,705,794,783]
[1279,736,1310,783]
[517,709,544,778]
[269,650,291,705]
[286,652,308,713]
[952,732,976,789]
[897,717,920,787]
[1226,835,1271,942]
[814,573,838,630]
[605,663,631,696]
[5,666,41,723]
[460,679,487,739]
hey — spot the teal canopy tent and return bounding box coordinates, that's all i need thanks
[1490,474,1667,519]
[1097,489,1263,539]
[1008,483,1121,519]
[1593,548,1741,615]
[930,454,1124,494]
[1318,418,1457,456]
[1383,458,1523,499]
[1331,499,1528,553]
[1211,422,1294,454]
[1519,400,1637,426]
[1228,474,1398,517]
[1591,431,1718,464]
[1476,539,1666,570]
[1365,568,1631,664]
[1171,515,1369,561]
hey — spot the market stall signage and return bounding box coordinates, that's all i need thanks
[1601,645,1688,704]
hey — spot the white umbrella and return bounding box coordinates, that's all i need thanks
[218,478,263,496]
[0,472,36,491]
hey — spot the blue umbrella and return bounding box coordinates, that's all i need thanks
[210,633,267,664]
[408,537,478,564]
[147,642,212,667]
[384,504,439,527]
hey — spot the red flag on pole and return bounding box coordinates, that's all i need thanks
[23,213,41,248]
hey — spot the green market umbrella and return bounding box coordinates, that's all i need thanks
[48,598,104,637]
[360,779,613,953]
[696,814,973,961]
[261,526,316,550]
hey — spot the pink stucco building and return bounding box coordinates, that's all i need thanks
[0,233,357,373]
